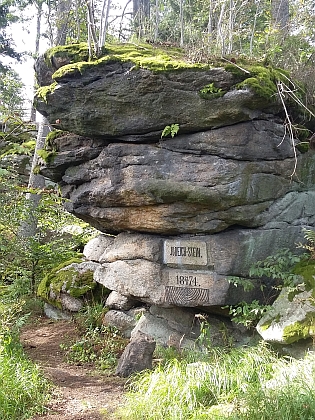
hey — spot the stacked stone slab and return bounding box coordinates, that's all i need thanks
[34,44,315,347]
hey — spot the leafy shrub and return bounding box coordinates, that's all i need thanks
[61,305,128,373]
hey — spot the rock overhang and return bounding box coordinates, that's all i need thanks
[34,42,291,140]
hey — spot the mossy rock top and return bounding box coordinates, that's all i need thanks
[43,42,290,105]
[34,41,309,151]
[44,42,208,81]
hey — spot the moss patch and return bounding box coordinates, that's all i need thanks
[37,258,96,309]
[282,313,315,344]
[234,66,289,101]
[35,82,57,104]
[49,42,208,80]
[45,43,90,66]
[295,142,310,153]
[37,148,57,164]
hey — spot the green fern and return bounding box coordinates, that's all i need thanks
[161,123,179,139]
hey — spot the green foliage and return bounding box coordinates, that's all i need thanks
[249,248,307,286]
[118,343,280,420]
[0,2,22,72]
[36,148,57,164]
[226,248,310,328]
[0,167,96,299]
[161,123,180,139]
[61,305,128,373]
[295,141,310,153]
[0,69,24,117]
[298,229,315,259]
[0,298,50,419]
[227,300,272,328]
[227,276,255,292]
[199,83,225,100]
[45,129,67,147]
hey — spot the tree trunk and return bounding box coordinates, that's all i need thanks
[179,0,184,47]
[19,116,50,238]
[271,0,289,32]
[56,0,71,45]
[133,0,150,38]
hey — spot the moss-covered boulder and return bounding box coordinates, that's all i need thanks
[37,259,102,312]
[34,43,290,139]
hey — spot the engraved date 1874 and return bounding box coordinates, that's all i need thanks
[176,275,199,287]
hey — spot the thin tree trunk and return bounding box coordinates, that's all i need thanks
[217,0,226,55]
[56,0,71,45]
[99,0,111,47]
[271,0,289,32]
[85,0,100,57]
[20,116,51,238]
[75,0,82,42]
[179,0,184,47]
[154,0,159,41]
[119,0,132,40]
[207,0,214,42]
[249,0,260,55]
[227,0,234,53]
[30,1,43,123]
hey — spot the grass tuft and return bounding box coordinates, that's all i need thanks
[117,343,315,420]
[0,300,51,420]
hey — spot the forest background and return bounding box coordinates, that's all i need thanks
[2,1,315,419]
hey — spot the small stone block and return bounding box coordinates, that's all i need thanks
[163,240,208,266]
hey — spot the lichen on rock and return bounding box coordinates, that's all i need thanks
[37,258,100,311]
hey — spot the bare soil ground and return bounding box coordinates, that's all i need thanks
[20,317,127,420]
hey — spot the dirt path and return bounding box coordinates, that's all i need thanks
[20,317,126,420]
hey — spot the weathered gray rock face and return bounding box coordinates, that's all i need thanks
[34,46,315,236]
[35,61,275,139]
[87,231,307,309]
[40,121,315,235]
[116,331,156,377]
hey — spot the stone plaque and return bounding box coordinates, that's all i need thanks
[163,269,216,306]
[163,240,207,266]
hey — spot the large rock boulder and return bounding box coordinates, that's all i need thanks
[34,44,315,328]
[34,44,284,139]
[34,43,315,236]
